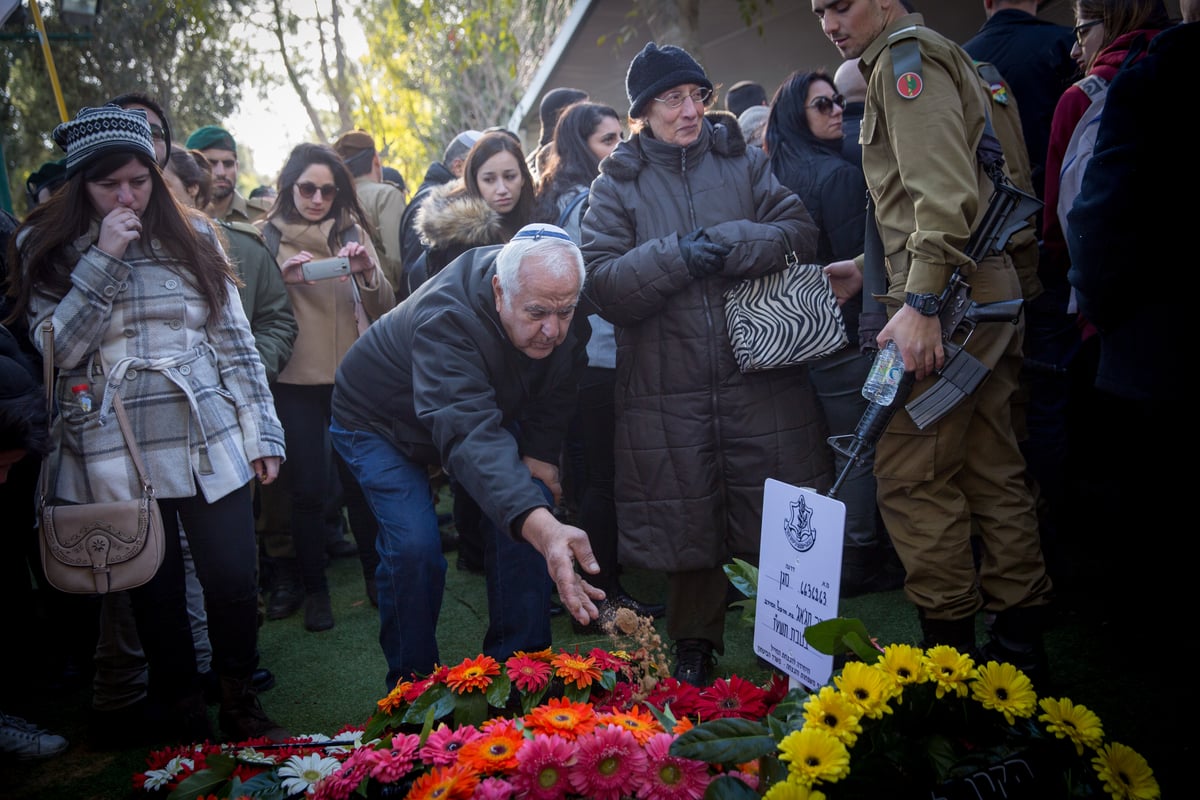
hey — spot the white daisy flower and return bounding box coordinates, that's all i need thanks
[142,755,194,791]
[278,753,341,796]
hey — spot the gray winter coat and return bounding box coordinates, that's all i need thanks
[580,117,831,572]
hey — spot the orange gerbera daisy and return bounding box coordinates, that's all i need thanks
[524,697,599,741]
[552,651,603,690]
[377,680,413,714]
[600,705,663,745]
[456,726,526,775]
[513,647,555,662]
[444,655,501,695]
[402,762,478,800]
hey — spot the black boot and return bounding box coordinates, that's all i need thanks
[980,605,1050,690]
[266,558,304,621]
[917,610,977,654]
[218,675,289,742]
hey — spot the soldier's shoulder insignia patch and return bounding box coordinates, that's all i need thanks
[896,72,923,99]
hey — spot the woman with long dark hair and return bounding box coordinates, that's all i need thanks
[407,130,535,293]
[259,142,395,632]
[5,105,287,744]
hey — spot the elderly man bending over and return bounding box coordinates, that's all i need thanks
[331,224,603,690]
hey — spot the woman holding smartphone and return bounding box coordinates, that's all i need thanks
[258,142,395,632]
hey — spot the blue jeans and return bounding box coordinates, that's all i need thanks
[330,421,552,690]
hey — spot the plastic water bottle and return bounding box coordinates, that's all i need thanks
[862,341,905,405]
[72,383,94,413]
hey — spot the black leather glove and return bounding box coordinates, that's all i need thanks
[678,229,729,278]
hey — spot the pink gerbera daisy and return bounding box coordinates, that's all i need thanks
[636,732,712,800]
[506,654,553,694]
[420,723,484,766]
[363,733,421,782]
[568,725,647,800]
[510,733,576,800]
[472,776,517,800]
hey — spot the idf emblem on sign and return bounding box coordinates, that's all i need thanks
[784,496,817,553]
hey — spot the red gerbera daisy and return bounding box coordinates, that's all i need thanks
[644,677,703,719]
[587,647,627,672]
[524,697,598,741]
[506,654,553,693]
[568,724,648,800]
[445,655,501,694]
[693,675,768,721]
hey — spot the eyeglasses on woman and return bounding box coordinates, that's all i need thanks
[654,87,713,109]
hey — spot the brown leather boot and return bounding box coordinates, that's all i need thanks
[217,676,289,742]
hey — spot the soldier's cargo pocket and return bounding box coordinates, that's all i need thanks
[874,429,937,482]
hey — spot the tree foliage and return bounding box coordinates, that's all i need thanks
[1,0,250,216]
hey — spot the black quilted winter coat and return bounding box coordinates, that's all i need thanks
[580,116,832,573]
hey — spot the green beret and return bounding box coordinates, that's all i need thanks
[186,125,236,152]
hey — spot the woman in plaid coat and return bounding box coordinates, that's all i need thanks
[5,105,287,745]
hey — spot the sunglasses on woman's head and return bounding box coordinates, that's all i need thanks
[807,94,846,115]
[296,182,338,199]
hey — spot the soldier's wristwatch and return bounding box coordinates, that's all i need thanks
[904,292,941,316]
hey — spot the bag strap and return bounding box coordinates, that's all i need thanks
[37,322,156,507]
[556,189,589,228]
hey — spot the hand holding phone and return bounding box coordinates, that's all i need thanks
[301,256,351,282]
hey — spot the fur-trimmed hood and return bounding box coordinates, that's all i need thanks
[600,114,747,183]
[414,179,505,252]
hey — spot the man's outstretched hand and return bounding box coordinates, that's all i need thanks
[520,507,606,625]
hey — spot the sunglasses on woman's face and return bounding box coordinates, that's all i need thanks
[807,94,847,115]
[295,182,338,199]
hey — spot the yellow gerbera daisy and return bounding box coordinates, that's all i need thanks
[876,643,927,693]
[802,685,863,746]
[832,661,898,720]
[777,727,850,787]
[970,661,1037,725]
[924,645,976,699]
[1091,741,1160,800]
[762,779,828,800]
[1038,697,1104,756]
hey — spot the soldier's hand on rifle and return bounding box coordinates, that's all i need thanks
[823,260,863,305]
[878,305,944,381]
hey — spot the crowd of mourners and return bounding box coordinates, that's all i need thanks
[0,0,1190,763]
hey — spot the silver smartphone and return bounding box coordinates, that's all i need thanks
[301,256,351,281]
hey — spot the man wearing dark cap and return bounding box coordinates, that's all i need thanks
[527,86,589,178]
[333,129,407,293]
[186,125,263,223]
[397,129,483,297]
[725,79,767,118]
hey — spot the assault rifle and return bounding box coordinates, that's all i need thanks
[827,179,1040,497]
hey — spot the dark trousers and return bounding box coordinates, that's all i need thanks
[132,484,260,703]
[576,367,620,595]
[273,383,378,595]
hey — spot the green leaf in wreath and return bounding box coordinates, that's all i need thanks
[402,683,454,725]
[723,559,759,601]
[703,773,762,799]
[671,717,777,764]
[803,617,879,661]
[452,689,489,727]
[486,673,512,708]
[168,755,235,800]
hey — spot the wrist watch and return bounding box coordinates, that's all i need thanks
[904,292,940,316]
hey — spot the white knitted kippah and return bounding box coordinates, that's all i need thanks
[53,105,156,178]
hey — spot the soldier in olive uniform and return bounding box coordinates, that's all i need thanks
[185,126,264,224]
[812,0,1053,681]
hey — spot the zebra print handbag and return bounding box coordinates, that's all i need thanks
[723,249,848,373]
